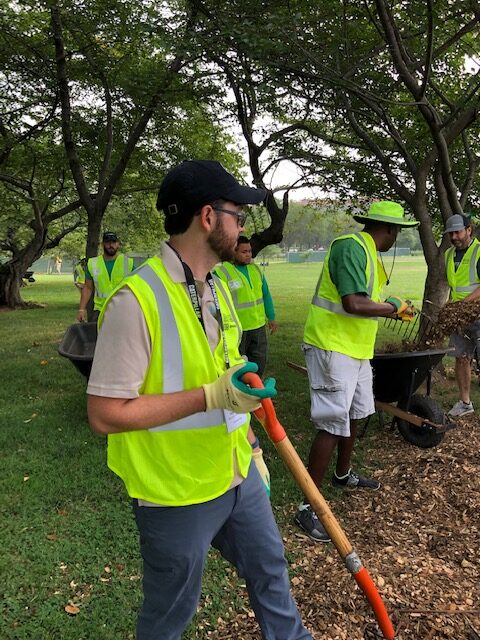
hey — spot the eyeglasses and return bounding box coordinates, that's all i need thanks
[213,206,247,228]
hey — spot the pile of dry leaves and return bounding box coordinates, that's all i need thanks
[206,414,480,640]
[378,300,480,354]
[432,300,480,340]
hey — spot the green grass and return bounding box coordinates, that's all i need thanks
[0,261,467,639]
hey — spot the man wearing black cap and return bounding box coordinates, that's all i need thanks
[76,231,134,322]
[444,214,480,417]
[86,160,312,640]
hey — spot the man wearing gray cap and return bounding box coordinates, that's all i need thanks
[444,214,480,417]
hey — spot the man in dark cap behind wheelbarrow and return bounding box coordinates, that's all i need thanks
[295,201,419,542]
[444,214,480,417]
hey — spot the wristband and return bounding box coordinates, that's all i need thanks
[251,437,260,450]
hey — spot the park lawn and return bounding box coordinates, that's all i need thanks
[0,260,466,640]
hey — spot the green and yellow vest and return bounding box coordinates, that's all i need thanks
[445,238,480,302]
[214,262,265,330]
[101,257,252,506]
[88,254,133,311]
[304,232,384,360]
[73,263,85,286]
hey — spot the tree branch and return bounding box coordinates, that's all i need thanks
[50,5,91,208]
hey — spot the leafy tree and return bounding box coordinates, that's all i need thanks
[0,134,84,306]
[0,0,242,307]
[192,0,480,308]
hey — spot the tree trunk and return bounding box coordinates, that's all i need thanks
[250,192,287,257]
[421,257,450,319]
[84,206,105,321]
[0,261,30,308]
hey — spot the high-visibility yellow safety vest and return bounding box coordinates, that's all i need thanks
[101,257,252,506]
[73,263,85,286]
[215,262,265,330]
[304,232,384,360]
[88,254,133,311]
[445,238,480,302]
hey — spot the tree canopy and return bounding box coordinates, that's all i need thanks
[2,0,479,310]
[190,0,480,305]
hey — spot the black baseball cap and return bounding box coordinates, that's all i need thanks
[102,231,118,242]
[156,160,267,216]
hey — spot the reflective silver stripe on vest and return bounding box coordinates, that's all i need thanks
[312,233,377,320]
[311,297,378,321]
[123,255,129,277]
[212,275,242,344]
[90,257,108,299]
[135,264,225,432]
[217,265,262,309]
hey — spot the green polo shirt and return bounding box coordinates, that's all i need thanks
[328,238,368,296]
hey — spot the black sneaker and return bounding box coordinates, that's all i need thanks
[331,470,381,491]
[294,506,331,543]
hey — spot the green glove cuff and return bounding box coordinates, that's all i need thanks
[231,364,277,399]
[247,377,277,399]
[385,296,401,311]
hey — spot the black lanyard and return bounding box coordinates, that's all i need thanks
[167,243,231,369]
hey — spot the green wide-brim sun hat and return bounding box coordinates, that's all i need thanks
[353,201,419,227]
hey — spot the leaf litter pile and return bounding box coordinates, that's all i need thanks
[203,414,480,640]
[378,300,480,354]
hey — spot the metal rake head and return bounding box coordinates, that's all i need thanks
[383,311,434,344]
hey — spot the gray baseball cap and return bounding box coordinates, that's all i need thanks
[444,214,469,233]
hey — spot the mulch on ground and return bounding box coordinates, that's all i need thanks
[208,414,480,640]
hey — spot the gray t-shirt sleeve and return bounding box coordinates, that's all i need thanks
[87,287,151,398]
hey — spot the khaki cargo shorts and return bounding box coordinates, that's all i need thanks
[302,344,375,437]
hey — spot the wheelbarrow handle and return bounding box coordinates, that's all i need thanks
[243,371,395,640]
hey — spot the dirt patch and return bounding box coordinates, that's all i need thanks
[208,414,480,640]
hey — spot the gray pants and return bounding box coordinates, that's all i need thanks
[133,463,311,640]
[240,325,268,377]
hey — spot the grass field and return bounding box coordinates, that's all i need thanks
[0,257,464,640]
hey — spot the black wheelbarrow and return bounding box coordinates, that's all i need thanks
[370,346,456,448]
[288,345,456,449]
[58,322,97,379]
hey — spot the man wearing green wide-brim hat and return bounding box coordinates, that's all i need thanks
[353,200,420,227]
[294,200,420,544]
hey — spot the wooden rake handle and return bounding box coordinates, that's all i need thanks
[243,372,395,640]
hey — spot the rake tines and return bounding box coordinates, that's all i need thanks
[403,314,420,340]
[382,311,435,345]
[416,312,436,345]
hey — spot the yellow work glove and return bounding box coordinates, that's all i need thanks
[385,296,417,322]
[252,448,271,497]
[203,362,277,414]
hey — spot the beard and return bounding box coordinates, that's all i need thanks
[104,245,118,257]
[207,216,236,262]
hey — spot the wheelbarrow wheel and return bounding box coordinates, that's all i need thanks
[397,394,445,448]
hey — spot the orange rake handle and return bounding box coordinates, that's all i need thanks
[244,372,395,640]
